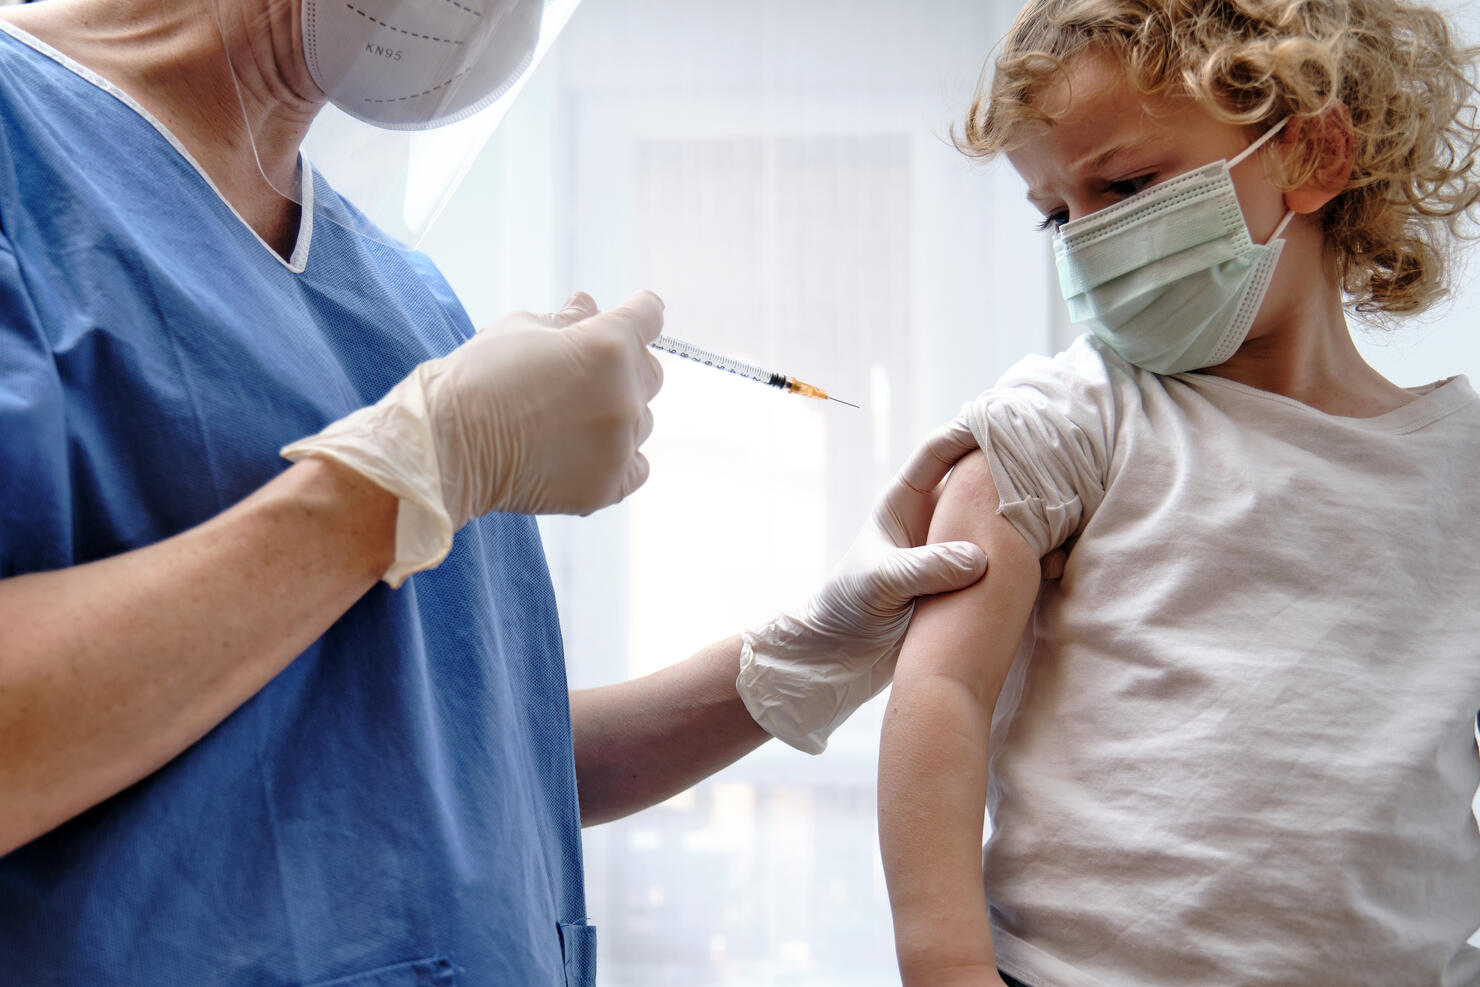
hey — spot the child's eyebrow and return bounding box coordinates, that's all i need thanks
[1072,143,1137,176]
[1025,142,1148,202]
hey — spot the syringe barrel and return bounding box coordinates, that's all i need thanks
[651,335,777,388]
[650,335,849,403]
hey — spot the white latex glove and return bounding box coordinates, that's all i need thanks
[736,418,989,754]
[282,290,664,587]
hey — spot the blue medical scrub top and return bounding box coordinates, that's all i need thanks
[0,25,595,986]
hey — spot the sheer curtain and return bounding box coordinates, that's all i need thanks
[420,2,1480,984]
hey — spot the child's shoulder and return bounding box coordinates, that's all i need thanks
[997,333,1137,386]
[988,333,1155,421]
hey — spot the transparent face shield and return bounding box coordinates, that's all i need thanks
[215,0,581,249]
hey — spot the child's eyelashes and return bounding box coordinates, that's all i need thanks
[1103,173,1157,198]
[1035,210,1069,232]
[1033,174,1160,232]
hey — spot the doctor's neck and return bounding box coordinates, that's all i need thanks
[1,0,322,254]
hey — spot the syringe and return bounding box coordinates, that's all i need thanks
[650,335,859,408]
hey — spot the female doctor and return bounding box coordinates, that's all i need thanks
[0,0,992,983]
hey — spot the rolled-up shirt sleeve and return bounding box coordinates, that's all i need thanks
[959,337,1121,558]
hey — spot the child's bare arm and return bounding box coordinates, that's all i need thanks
[878,450,1043,986]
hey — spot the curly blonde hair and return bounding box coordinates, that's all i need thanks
[960,0,1480,318]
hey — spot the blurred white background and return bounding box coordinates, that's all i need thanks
[419,1,1480,983]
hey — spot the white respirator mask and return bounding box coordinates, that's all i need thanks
[1052,118,1295,374]
[217,0,582,248]
[301,0,541,131]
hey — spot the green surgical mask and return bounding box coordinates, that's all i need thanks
[1052,119,1295,374]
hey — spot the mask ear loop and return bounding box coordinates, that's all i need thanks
[1230,118,1295,246]
[1264,208,1296,245]
[1229,117,1290,169]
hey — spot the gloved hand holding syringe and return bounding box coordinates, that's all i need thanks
[283,292,863,588]
[651,336,859,408]
[282,287,984,757]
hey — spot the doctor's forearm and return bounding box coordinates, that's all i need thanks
[0,457,396,856]
[570,635,769,826]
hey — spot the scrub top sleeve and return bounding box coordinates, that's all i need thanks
[959,339,1119,558]
[0,228,71,576]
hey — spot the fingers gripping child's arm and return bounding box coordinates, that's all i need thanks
[878,450,1043,986]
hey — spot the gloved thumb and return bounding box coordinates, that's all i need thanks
[880,540,987,600]
[601,289,666,345]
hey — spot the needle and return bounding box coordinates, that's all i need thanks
[650,335,860,409]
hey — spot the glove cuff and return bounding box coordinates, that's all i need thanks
[281,369,455,589]
[738,616,878,756]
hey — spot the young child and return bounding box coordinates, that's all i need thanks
[877,2,1480,985]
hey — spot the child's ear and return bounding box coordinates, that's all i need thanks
[1282,103,1354,214]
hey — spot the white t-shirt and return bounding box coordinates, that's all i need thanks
[962,335,1480,987]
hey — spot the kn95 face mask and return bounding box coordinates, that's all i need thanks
[301,0,545,130]
[1051,118,1295,375]
[217,0,582,248]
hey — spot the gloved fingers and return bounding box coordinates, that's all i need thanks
[571,290,665,398]
[603,289,666,346]
[519,293,598,330]
[896,417,977,496]
[612,290,666,397]
[875,416,979,546]
[635,405,654,447]
[475,293,598,334]
[641,346,664,401]
[871,489,931,552]
[541,290,600,327]
[874,540,987,603]
[620,450,651,502]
